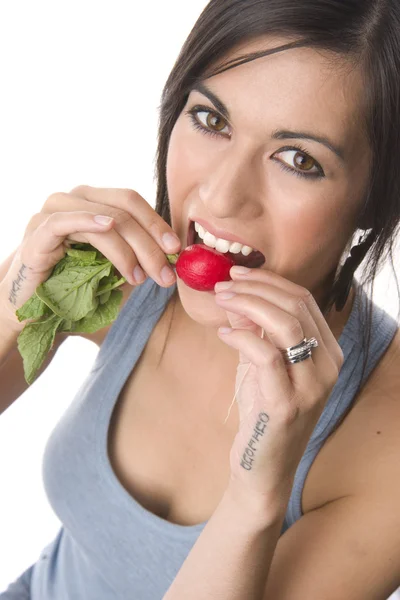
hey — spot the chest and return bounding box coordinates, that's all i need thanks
[107,348,239,526]
[107,347,354,527]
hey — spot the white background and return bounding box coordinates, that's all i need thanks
[0,1,399,597]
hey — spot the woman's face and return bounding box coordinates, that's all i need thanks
[166,36,371,330]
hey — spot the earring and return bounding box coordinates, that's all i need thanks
[334,230,375,312]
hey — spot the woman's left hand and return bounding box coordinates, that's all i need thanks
[214,266,345,515]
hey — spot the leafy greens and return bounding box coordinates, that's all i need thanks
[15,243,126,385]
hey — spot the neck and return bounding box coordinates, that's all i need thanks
[326,285,355,339]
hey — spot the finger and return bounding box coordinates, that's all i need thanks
[27,210,114,267]
[66,186,181,253]
[215,292,335,389]
[68,221,177,288]
[229,267,344,370]
[217,328,296,418]
[35,210,142,286]
[110,216,178,287]
[215,279,327,364]
[44,192,178,287]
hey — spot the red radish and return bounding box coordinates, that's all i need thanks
[167,244,235,291]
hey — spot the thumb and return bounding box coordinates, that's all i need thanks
[224,309,264,365]
[222,309,265,425]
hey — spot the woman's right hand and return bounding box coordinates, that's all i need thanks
[0,185,181,330]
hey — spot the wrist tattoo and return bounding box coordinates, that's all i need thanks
[240,412,269,471]
[8,264,28,306]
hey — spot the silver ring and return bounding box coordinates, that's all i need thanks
[279,337,319,365]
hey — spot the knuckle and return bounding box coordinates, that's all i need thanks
[43,191,62,205]
[300,288,314,305]
[69,184,88,196]
[287,316,304,339]
[106,206,128,223]
[43,191,69,212]
[44,191,60,203]
[122,256,136,275]
[290,295,308,316]
[146,217,163,238]
[121,188,140,206]
[145,243,164,262]
[25,212,45,233]
[268,348,286,370]
[41,212,57,229]
[277,401,300,426]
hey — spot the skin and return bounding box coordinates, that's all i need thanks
[164,36,371,375]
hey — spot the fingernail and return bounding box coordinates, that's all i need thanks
[133,265,146,283]
[214,281,234,292]
[161,265,175,284]
[215,291,236,300]
[94,215,113,225]
[231,266,251,275]
[218,327,232,335]
[162,233,180,251]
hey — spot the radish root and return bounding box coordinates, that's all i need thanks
[223,327,265,425]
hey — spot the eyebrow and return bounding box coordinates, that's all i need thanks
[190,81,346,162]
[191,81,231,120]
[271,130,345,161]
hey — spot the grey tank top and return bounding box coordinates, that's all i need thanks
[5,277,399,599]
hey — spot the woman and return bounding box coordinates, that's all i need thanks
[1,0,400,598]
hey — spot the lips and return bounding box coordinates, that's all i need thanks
[186,220,266,269]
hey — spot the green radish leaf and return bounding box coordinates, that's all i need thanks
[67,289,122,333]
[84,301,99,320]
[65,248,98,263]
[96,274,119,293]
[99,290,111,304]
[96,274,126,297]
[59,318,73,331]
[17,313,64,385]
[15,242,130,385]
[35,262,112,321]
[51,247,108,279]
[69,243,108,262]
[16,293,52,322]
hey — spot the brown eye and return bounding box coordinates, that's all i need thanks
[206,112,226,132]
[293,152,315,171]
[272,148,323,177]
[192,109,230,136]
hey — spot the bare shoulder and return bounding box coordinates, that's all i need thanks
[364,324,400,397]
[336,325,400,488]
[304,325,400,511]
[266,329,400,597]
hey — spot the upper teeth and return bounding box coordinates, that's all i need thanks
[194,221,254,256]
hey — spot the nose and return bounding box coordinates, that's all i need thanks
[198,146,264,220]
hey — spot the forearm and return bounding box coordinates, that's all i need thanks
[0,268,25,369]
[0,248,18,283]
[0,311,21,369]
[0,248,24,355]
[163,484,286,600]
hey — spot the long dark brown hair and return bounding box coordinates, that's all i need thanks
[153,0,400,427]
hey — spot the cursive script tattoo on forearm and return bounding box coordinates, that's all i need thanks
[240,412,269,471]
[8,264,28,306]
